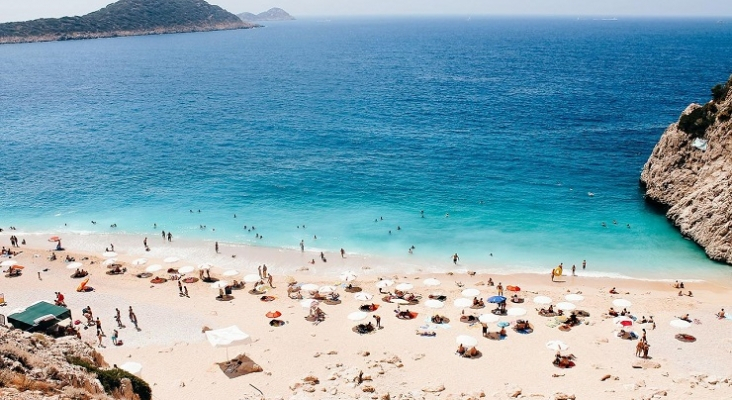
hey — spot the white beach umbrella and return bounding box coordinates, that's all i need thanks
[461,288,480,298]
[300,299,319,308]
[340,271,357,282]
[131,258,147,266]
[375,279,394,288]
[423,278,441,286]
[300,283,319,291]
[102,258,118,267]
[244,274,261,283]
[222,269,240,277]
[347,311,369,321]
[456,335,478,347]
[65,262,83,270]
[318,285,337,294]
[533,296,552,305]
[210,281,229,289]
[507,307,527,316]
[1,260,18,267]
[556,302,576,311]
[198,263,214,270]
[145,264,162,273]
[670,319,691,329]
[102,251,117,258]
[479,313,500,323]
[425,299,445,309]
[612,316,633,325]
[453,298,472,308]
[565,294,584,302]
[612,299,632,308]
[396,282,414,291]
[178,266,195,274]
[164,256,180,263]
[546,340,569,351]
[119,362,143,377]
[354,292,374,301]
[391,298,411,305]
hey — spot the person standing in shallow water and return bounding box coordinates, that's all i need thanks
[215,242,219,254]
[582,260,586,270]
[452,253,459,265]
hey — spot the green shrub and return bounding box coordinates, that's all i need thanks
[678,103,716,137]
[67,356,152,400]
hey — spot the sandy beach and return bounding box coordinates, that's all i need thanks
[2,232,732,399]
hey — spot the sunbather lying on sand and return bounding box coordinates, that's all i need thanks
[416,330,436,337]
[717,309,726,319]
[678,314,691,322]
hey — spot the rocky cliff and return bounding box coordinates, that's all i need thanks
[238,8,295,22]
[0,326,148,399]
[0,0,258,45]
[640,76,732,264]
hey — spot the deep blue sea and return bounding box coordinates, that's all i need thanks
[2,17,732,280]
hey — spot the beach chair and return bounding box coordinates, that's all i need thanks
[0,293,6,306]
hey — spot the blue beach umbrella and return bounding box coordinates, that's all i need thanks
[497,321,511,328]
[487,296,506,304]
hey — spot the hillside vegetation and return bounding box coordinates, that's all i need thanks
[0,0,257,44]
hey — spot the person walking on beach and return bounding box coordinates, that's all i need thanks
[183,286,189,297]
[497,282,503,296]
[162,230,166,240]
[115,308,123,328]
[143,237,148,249]
[452,253,459,265]
[178,280,183,296]
[111,329,119,346]
[300,240,304,252]
[373,314,381,329]
[97,332,105,348]
[215,242,219,254]
[95,317,105,336]
[572,264,576,276]
[167,232,172,242]
[129,306,139,330]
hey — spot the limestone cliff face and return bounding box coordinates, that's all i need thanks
[640,77,732,264]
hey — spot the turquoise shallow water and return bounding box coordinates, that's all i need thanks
[1,17,732,280]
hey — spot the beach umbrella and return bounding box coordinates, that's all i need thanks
[479,314,499,323]
[145,264,162,273]
[300,283,318,291]
[461,288,480,297]
[102,252,117,258]
[533,296,552,305]
[506,285,521,292]
[131,258,147,266]
[497,321,511,328]
[347,311,369,321]
[487,295,507,304]
[198,263,214,270]
[670,319,691,329]
[423,278,441,286]
[244,274,261,283]
[391,298,411,305]
[222,269,239,277]
[119,362,142,377]
[210,281,229,289]
[340,271,357,282]
[612,299,632,308]
[300,299,319,308]
[507,307,527,316]
[178,266,195,274]
[612,316,633,325]
[395,282,414,291]
[375,279,394,288]
[618,320,633,327]
[205,325,252,359]
[266,311,282,318]
[164,256,179,263]
[66,262,83,270]
[425,299,445,309]
[556,302,576,311]
[546,340,569,351]
[318,285,337,294]
[48,236,61,242]
[453,298,472,308]
[456,335,478,347]
[102,258,118,267]
[1,260,18,267]
[565,294,584,302]
[354,292,374,301]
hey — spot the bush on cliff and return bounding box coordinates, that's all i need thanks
[67,356,152,400]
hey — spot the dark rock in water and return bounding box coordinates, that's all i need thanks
[0,0,259,45]
[237,8,295,22]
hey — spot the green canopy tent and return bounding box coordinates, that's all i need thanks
[7,301,71,332]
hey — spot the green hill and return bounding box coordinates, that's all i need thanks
[0,0,258,44]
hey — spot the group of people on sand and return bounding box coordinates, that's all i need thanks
[456,343,480,358]
[72,268,89,278]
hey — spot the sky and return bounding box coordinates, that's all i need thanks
[1,0,731,23]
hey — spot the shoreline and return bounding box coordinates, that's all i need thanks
[2,232,732,398]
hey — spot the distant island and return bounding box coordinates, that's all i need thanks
[237,8,295,22]
[0,0,259,45]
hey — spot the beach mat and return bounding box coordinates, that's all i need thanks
[217,354,263,378]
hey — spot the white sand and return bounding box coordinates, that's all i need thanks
[2,232,732,399]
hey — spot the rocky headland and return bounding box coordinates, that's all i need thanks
[237,8,295,22]
[640,76,732,264]
[0,326,150,399]
[0,0,258,45]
